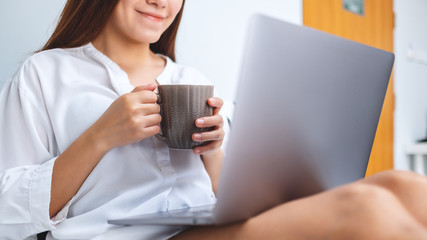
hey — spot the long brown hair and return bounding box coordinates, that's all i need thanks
[41,0,185,61]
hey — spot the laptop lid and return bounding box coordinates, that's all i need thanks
[213,14,394,225]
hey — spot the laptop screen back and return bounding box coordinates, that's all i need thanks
[214,14,395,225]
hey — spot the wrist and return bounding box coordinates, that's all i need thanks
[201,149,223,161]
[84,127,111,156]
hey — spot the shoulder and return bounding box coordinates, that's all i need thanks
[165,58,212,85]
[7,45,91,103]
[13,45,87,79]
[9,49,61,90]
[11,44,97,85]
[25,46,84,65]
[22,45,92,72]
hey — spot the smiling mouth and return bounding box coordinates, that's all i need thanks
[137,11,165,22]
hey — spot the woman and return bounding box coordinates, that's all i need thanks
[1,0,222,239]
[0,0,426,239]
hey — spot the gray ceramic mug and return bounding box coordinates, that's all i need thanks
[156,84,215,149]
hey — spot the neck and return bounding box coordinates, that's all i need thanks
[92,27,156,72]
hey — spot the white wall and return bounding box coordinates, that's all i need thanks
[176,0,302,101]
[0,0,66,88]
[394,0,427,170]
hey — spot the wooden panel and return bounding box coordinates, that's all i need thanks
[303,0,394,177]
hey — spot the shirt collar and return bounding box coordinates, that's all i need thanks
[84,42,175,94]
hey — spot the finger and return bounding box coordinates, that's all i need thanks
[208,97,223,115]
[132,83,157,92]
[140,113,162,127]
[140,103,161,115]
[207,97,224,108]
[195,115,224,128]
[193,128,224,142]
[131,91,158,103]
[193,141,222,155]
[142,124,161,137]
[127,103,159,117]
[130,84,158,103]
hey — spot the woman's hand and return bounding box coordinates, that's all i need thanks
[193,97,225,193]
[89,84,161,153]
[192,97,225,156]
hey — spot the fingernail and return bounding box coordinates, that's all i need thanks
[194,149,201,154]
[196,119,204,125]
[194,134,202,139]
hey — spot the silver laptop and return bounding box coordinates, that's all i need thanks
[108,14,395,226]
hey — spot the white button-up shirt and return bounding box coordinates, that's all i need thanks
[0,43,217,239]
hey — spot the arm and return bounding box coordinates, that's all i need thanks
[200,149,224,194]
[0,82,160,238]
[50,84,161,217]
[0,79,59,239]
[49,127,108,218]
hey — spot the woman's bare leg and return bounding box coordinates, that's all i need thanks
[172,172,427,240]
[239,183,426,240]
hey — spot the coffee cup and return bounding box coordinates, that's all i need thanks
[156,84,215,149]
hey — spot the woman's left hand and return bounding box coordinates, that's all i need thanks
[192,97,225,156]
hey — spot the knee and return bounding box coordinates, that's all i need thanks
[330,184,419,238]
[369,170,426,191]
[331,184,395,224]
[335,183,393,208]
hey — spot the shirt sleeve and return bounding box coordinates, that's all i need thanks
[0,64,69,238]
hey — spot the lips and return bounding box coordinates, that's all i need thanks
[137,10,166,22]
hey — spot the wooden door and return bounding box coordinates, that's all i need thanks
[303,0,394,177]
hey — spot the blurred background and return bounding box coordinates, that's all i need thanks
[1,0,426,176]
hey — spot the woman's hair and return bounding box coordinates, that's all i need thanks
[41,0,185,61]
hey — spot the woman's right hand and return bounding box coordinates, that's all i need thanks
[89,83,161,153]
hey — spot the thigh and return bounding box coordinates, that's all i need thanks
[172,183,427,240]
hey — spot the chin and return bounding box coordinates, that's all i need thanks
[148,35,162,44]
[131,30,163,44]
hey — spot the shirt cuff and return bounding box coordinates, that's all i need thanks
[51,198,72,224]
[29,157,70,230]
